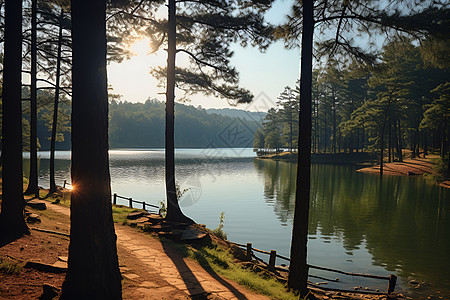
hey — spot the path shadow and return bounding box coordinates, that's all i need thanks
[161,239,249,300]
[160,240,208,298]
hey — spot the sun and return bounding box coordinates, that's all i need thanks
[129,38,155,57]
[107,37,167,102]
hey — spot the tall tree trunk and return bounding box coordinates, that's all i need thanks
[289,112,293,152]
[380,130,385,177]
[423,131,427,158]
[0,0,29,243]
[338,128,341,153]
[362,126,365,152]
[332,93,336,154]
[397,120,403,162]
[323,103,327,153]
[388,119,392,163]
[61,1,122,298]
[25,0,39,198]
[313,100,316,153]
[315,100,319,153]
[446,124,449,177]
[288,0,313,296]
[48,9,64,195]
[164,0,193,224]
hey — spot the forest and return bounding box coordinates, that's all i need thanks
[0,0,448,299]
[255,37,449,164]
[27,97,262,150]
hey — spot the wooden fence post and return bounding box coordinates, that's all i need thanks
[129,198,133,208]
[143,202,146,211]
[246,243,252,261]
[113,193,117,205]
[63,180,66,188]
[268,250,276,271]
[387,274,397,294]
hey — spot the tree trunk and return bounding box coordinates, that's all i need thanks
[362,126,365,152]
[313,100,316,153]
[48,9,64,195]
[289,112,293,152]
[338,128,341,153]
[332,93,336,154]
[388,119,391,163]
[288,0,313,296]
[60,1,122,298]
[25,0,39,198]
[423,131,428,157]
[315,99,319,153]
[323,103,327,153]
[398,121,403,162]
[164,0,193,224]
[380,130,385,177]
[0,0,29,243]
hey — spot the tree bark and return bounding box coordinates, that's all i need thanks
[25,0,39,198]
[288,0,313,296]
[388,119,392,163]
[0,0,29,243]
[323,102,327,152]
[397,120,403,162]
[164,0,193,224]
[48,9,64,195]
[332,92,336,154]
[60,1,122,298]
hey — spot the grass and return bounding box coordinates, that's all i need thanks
[160,238,299,300]
[0,258,23,274]
[35,189,140,224]
[112,205,136,224]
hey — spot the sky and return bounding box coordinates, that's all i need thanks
[107,0,300,112]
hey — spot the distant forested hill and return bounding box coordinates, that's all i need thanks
[108,100,262,148]
[206,108,266,122]
[36,99,263,150]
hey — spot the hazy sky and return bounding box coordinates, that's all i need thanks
[107,0,300,112]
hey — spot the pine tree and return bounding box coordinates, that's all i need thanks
[0,0,30,244]
[61,0,122,297]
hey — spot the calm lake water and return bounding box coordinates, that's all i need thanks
[28,148,449,298]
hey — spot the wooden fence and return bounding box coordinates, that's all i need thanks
[231,242,397,295]
[112,193,160,213]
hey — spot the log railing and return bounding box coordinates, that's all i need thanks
[230,242,397,295]
[112,193,160,214]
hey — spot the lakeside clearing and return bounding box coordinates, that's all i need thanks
[0,192,397,300]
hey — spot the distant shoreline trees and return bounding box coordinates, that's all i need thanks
[256,38,449,163]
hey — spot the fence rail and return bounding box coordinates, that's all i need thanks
[230,242,397,295]
[112,193,160,213]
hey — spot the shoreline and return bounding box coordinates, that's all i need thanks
[255,151,377,165]
[256,151,450,189]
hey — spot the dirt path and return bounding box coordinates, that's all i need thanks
[34,202,269,300]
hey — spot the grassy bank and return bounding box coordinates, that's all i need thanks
[159,237,300,300]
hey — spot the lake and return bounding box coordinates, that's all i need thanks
[27,148,450,298]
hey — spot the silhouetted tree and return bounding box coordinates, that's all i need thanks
[48,8,66,194]
[0,0,29,243]
[24,0,39,198]
[60,0,121,298]
[286,0,313,295]
[153,0,273,222]
[278,0,449,295]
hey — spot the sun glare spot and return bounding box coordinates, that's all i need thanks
[129,38,153,57]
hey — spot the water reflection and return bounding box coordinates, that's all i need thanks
[255,159,450,297]
[30,150,450,297]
